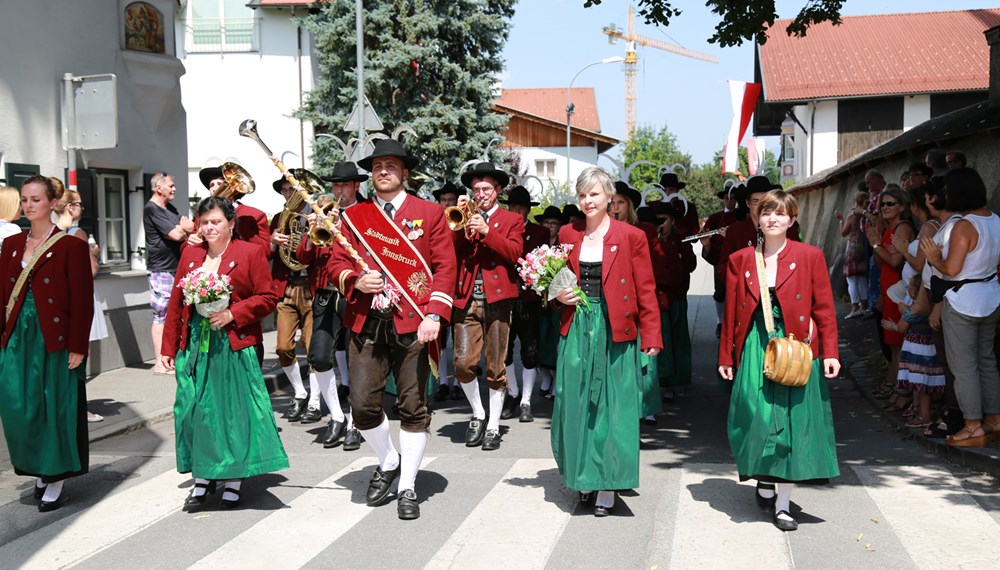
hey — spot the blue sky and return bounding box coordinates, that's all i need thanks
[500,0,1000,165]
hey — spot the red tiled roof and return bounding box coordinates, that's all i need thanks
[758,9,1000,102]
[493,88,603,132]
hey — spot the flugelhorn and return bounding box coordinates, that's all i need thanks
[444,195,481,238]
[238,119,371,274]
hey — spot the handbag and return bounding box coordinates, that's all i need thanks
[754,247,813,387]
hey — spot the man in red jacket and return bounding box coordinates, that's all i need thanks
[499,185,548,423]
[452,162,524,451]
[325,139,456,520]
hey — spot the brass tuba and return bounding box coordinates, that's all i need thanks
[214,162,256,199]
[275,168,326,271]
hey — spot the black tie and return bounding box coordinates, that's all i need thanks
[481,211,489,223]
[383,202,395,219]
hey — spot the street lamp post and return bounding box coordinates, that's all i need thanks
[566,56,624,194]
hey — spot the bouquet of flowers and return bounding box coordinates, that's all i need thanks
[177,267,233,318]
[517,244,591,311]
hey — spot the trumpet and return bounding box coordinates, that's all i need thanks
[680,228,724,243]
[444,196,482,238]
[239,119,372,275]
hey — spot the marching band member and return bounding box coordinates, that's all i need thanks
[161,196,286,511]
[327,139,456,520]
[0,176,94,512]
[500,185,549,422]
[551,167,661,517]
[451,162,524,450]
[431,182,462,402]
[194,165,271,259]
[702,186,740,338]
[718,190,840,532]
[535,205,567,397]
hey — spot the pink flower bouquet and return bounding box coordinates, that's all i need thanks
[517,244,591,311]
[177,267,233,319]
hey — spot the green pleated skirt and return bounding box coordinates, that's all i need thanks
[174,314,289,480]
[537,308,561,369]
[658,300,692,386]
[551,298,641,491]
[727,305,839,484]
[0,293,88,482]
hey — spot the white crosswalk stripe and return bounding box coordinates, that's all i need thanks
[855,464,1000,567]
[192,457,435,569]
[425,458,576,570]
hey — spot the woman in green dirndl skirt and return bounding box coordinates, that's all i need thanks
[551,167,662,517]
[160,197,287,511]
[718,188,841,532]
[0,176,94,512]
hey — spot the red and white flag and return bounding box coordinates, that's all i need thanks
[746,137,765,175]
[722,81,762,174]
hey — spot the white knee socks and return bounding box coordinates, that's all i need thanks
[335,350,350,387]
[775,482,793,514]
[505,364,520,398]
[315,369,345,422]
[308,371,321,409]
[521,368,536,406]
[398,429,429,493]
[487,388,504,431]
[462,380,486,419]
[283,361,307,399]
[360,416,399,471]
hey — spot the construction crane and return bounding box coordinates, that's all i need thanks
[603,5,719,141]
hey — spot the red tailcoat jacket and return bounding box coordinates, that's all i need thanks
[718,239,839,369]
[452,206,524,309]
[716,218,800,300]
[161,239,278,356]
[557,219,663,351]
[0,232,94,355]
[327,195,457,333]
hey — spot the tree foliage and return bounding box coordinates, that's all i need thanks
[298,0,517,185]
[582,0,844,46]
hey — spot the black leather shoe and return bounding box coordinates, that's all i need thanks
[500,393,518,419]
[519,404,533,423]
[299,406,322,424]
[579,491,595,506]
[755,482,776,511]
[773,510,798,531]
[337,383,350,401]
[643,416,659,426]
[33,484,46,500]
[287,397,309,422]
[465,417,486,447]
[182,480,216,512]
[38,494,68,513]
[343,428,363,451]
[434,384,450,402]
[365,464,401,506]
[219,487,242,510]
[450,386,464,400]
[322,419,346,448]
[482,429,501,451]
[594,505,613,517]
[397,489,420,520]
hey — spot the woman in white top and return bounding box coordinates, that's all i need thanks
[0,185,22,249]
[921,168,1000,447]
[54,182,108,423]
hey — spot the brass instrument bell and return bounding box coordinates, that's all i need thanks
[214,162,256,200]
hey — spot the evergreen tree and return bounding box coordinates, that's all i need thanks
[298,0,517,186]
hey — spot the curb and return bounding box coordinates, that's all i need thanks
[86,362,301,445]
[838,313,1000,479]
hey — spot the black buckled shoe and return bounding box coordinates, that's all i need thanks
[465,417,486,447]
[500,393,518,420]
[299,406,323,424]
[755,482,777,511]
[343,428,364,451]
[773,510,798,531]
[287,397,309,422]
[482,429,501,451]
[365,464,401,506]
[182,480,216,512]
[33,484,47,500]
[397,489,420,520]
[219,487,242,510]
[519,404,534,423]
[594,505,613,517]
[322,419,346,448]
[579,491,595,506]
[38,494,68,513]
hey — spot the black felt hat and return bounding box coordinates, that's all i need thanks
[652,201,681,220]
[432,181,462,201]
[501,185,539,207]
[272,177,287,193]
[357,139,419,172]
[745,175,777,196]
[323,161,369,183]
[613,181,641,209]
[562,203,584,221]
[199,166,224,190]
[659,172,686,189]
[460,162,510,189]
[534,205,566,224]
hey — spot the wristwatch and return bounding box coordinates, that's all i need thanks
[426,313,441,322]
[872,244,881,249]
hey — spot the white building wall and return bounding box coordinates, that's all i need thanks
[178,6,315,217]
[903,95,931,131]
[514,145,601,205]
[811,100,839,175]
[0,0,189,374]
